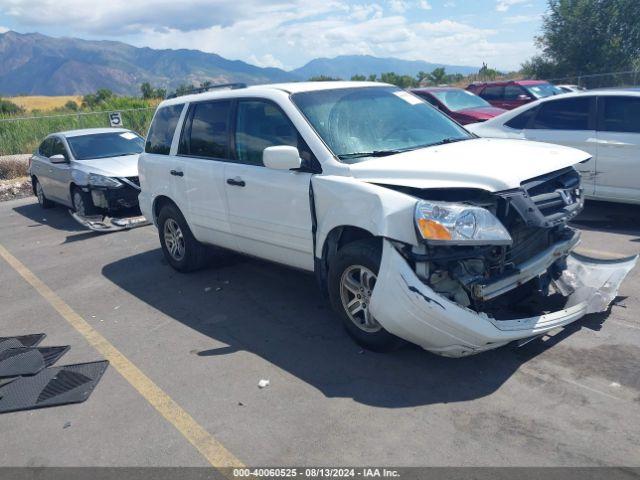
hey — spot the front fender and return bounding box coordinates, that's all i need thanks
[311,175,418,258]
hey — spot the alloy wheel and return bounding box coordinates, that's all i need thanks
[164,218,185,261]
[339,265,382,333]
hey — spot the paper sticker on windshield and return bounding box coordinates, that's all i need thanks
[393,91,423,105]
[120,132,137,140]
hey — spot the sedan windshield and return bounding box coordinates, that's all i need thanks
[431,89,492,111]
[291,86,472,163]
[526,83,563,99]
[66,132,144,160]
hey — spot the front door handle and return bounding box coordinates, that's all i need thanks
[226,177,246,187]
[170,170,184,177]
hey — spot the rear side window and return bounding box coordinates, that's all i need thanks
[600,96,640,133]
[532,98,591,130]
[481,86,503,100]
[235,100,298,166]
[145,105,183,155]
[179,100,232,158]
[505,107,538,129]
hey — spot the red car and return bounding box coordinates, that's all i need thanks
[411,87,506,124]
[466,80,563,110]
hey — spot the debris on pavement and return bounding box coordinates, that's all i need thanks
[258,379,270,389]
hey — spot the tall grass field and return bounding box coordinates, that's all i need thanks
[8,95,84,112]
[0,108,155,155]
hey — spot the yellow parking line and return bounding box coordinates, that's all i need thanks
[0,243,244,472]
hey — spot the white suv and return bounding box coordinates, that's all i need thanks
[139,82,636,357]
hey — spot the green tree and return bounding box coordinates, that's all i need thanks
[523,0,640,78]
[379,72,417,88]
[308,75,342,81]
[64,100,79,111]
[426,67,447,85]
[141,82,154,99]
[367,74,378,82]
[350,74,366,81]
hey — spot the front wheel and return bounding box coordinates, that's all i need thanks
[34,178,54,209]
[72,187,98,217]
[157,203,209,272]
[328,238,402,352]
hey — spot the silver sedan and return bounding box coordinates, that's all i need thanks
[29,128,144,216]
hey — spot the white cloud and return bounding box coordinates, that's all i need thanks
[0,25,9,33]
[503,13,541,24]
[444,1,455,7]
[0,0,537,71]
[496,0,528,12]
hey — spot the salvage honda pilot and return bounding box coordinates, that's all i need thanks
[139,82,637,357]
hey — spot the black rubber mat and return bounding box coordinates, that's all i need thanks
[0,334,45,353]
[0,346,70,378]
[0,360,109,414]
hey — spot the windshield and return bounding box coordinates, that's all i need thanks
[526,83,563,99]
[291,86,472,163]
[66,131,144,160]
[431,89,492,111]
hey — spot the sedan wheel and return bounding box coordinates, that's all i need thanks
[163,218,186,261]
[339,264,382,333]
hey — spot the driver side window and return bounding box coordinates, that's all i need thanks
[50,138,68,160]
[39,138,53,157]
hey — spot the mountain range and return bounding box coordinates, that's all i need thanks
[0,31,479,96]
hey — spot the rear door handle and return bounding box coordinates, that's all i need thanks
[170,170,184,177]
[226,177,246,187]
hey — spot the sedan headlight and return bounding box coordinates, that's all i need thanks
[414,200,512,245]
[88,173,122,188]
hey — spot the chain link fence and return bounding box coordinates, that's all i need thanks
[547,70,640,89]
[0,107,156,156]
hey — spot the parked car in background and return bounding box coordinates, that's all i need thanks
[467,89,640,205]
[467,80,563,110]
[29,128,144,219]
[556,84,587,93]
[138,81,636,357]
[410,87,506,124]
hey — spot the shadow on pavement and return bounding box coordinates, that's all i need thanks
[13,201,86,233]
[102,247,611,408]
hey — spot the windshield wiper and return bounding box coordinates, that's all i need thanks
[338,149,404,160]
[424,137,469,148]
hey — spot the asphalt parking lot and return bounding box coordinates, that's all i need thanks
[0,196,639,468]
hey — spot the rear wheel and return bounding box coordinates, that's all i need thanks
[72,187,98,217]
[157,203,209,272]
[34,178,54,209]
[328,238,402,351]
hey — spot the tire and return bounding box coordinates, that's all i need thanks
[34,178,54,209]
[72,186,99,216]
[157,203,209,272]
[328,238,402,352]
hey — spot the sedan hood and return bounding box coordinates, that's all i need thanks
[72,154,139,178]
[348,138,590,192]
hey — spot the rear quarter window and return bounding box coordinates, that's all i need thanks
[145,104,184,155]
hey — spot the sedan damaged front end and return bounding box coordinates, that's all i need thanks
[369,167,638,357]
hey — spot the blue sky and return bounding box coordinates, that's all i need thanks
[0,0,547,71]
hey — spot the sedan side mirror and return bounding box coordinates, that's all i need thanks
[263,146,302,171]
[49,154,68,164]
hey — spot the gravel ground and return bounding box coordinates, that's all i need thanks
[0,154,31,202]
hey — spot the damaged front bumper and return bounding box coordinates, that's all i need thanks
[369,240,637,357]
[70,211,150,233]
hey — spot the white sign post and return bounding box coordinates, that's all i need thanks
[109,112,123,127]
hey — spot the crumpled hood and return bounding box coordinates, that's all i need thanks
[348,138,590,192]
[72,154,139,178]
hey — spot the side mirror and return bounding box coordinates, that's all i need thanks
[49,154,67,164]
[263,146,302,171]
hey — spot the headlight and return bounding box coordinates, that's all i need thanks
[87,173,122,188]
[414,200,512,245]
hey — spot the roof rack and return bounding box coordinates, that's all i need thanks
[167,82,247,99]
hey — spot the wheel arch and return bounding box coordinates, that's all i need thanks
[152,195,179,224]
